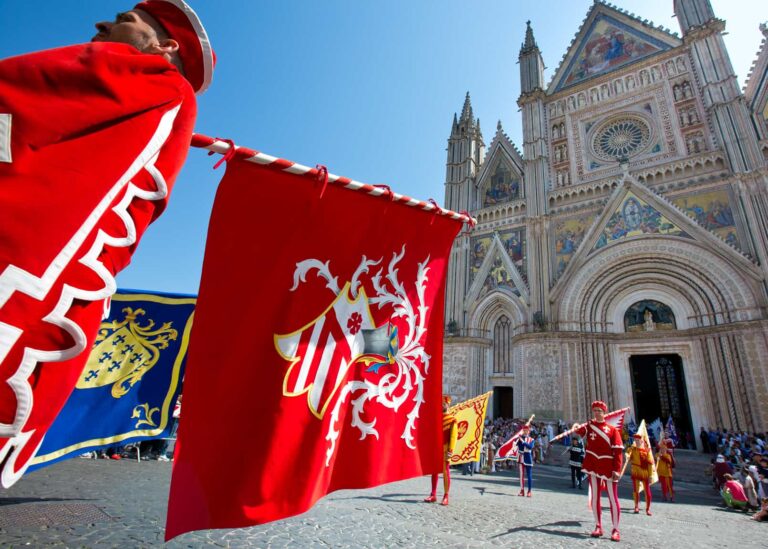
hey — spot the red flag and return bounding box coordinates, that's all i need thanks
[496,414,535,460]
[165,158,463,539]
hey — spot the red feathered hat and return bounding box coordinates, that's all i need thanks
[134,0,214,94]
[591,400,608,412]
[633,433,643,439]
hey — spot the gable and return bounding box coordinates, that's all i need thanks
[482,157,522,207]
[468,230,528,302]
[554,13,673,92]
[476,125,524,209]
[594,191,689,250]
[550,175,759,300]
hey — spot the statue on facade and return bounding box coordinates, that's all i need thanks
[643,309,655,331]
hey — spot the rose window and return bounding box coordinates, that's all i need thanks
[591,116,652,161]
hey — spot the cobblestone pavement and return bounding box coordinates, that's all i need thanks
[0,459,763,548]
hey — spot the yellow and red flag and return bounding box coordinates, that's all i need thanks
[447,391,492,465]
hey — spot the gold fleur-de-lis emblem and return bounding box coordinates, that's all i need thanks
[77,307,177,398]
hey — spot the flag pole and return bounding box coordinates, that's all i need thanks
[190,134,478,227]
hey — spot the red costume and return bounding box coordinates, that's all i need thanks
[0,0,213,487]
[627,436,654,515]
[574,401,623,542]
[425,397,457,505]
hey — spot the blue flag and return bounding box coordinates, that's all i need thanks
[665,416,679,445]
[27,290,195,472]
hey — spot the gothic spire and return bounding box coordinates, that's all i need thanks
[520,20,538,55]
[460,92,474,123]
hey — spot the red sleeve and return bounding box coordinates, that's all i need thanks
[612,426,623,474]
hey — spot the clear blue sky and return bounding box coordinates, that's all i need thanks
[1,1,764,294]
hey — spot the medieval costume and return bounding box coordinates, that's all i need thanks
[627,434,654,515]
[516,425,535,497]
[657,441,675,502]
[0,0,214,487]
[425,396,458,505]
[573,400,624,542]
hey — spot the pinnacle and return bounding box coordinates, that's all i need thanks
[460,92,474,123]
[521,20,538,53]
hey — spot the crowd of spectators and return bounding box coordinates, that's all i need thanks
[700,427,768,521]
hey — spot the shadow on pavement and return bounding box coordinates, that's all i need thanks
[0,497,90,506]
[489,520,586,540]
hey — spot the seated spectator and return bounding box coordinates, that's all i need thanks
[752,498,768,522]
[721,474,749,511]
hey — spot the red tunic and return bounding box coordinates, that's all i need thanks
[574,420,624,481]
[0,42,196,486]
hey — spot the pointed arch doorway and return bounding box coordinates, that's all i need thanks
[629,354,694,448]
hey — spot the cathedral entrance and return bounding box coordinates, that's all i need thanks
[493,386,514,419]
[629,354,694,448]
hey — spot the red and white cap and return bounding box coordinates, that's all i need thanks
[134,0,214,94]
[590,400,608,412]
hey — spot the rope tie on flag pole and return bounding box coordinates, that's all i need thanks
[428,198,442,225]
[208,138,237,169]
[459,210,476,228]
[189,133,478,227]
[315,164,329,198]
[373,184,394,201]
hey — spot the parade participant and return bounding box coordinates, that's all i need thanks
[656,431,675,503]
[424,396,457,506]
[0,0,214,486]
[573,400,624,542]
[516,424,535,497]
[626,434,654,515]
[569,430,586,489]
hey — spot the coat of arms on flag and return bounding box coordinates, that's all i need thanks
[274,249,435,465]
[27,290,194,472]
[165,157,465,539]
[447,391,492,465]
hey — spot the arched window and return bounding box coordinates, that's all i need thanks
[493,315,513,373]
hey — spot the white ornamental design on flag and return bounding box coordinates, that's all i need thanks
[274,245,432,466]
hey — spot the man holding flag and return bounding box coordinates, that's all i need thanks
[626,428,656,516]
[516,424,535,497]
[572,401,624,542]
[0,0,214,488]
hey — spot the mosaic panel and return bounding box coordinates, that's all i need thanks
[553,212,596,278]
[595,192,689,249]
[559,14,667,90]
[498,228,526,280]
[671,189,741,249]
[483,161,521,207]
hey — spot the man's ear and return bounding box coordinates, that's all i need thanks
[147,38,179,56]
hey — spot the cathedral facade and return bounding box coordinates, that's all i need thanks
[442,0,768,443]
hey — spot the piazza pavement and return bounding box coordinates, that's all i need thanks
[0,458,763,548]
